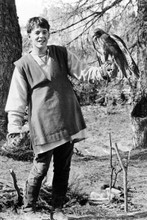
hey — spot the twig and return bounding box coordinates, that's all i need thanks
[9,169,23,205]
[112,167,122,187]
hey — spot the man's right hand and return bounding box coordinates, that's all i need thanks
[1,132,26,154]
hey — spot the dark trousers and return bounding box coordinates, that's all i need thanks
[24,141,74,209]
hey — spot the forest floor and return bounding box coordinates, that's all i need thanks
[0,104,147,220]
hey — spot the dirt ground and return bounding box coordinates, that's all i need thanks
[1,104,147,220]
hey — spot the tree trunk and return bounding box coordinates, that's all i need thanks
[0,0,22,139]
[131,0,147,148]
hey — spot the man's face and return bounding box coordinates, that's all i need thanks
[29,25,50,50]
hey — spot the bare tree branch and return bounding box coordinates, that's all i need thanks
[51,0,125,34]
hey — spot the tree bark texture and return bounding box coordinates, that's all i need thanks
[0,0,22,139]
[131,0,147,149]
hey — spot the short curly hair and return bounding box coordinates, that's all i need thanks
[26,17,50,34]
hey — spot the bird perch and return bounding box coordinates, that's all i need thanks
[114,143,128,212]
[109,133,113,200]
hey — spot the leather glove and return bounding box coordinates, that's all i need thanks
[1,132,27,154]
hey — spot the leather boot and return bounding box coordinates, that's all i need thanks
[23,180,41,212]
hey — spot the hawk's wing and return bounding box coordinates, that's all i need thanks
[111,34,139,78]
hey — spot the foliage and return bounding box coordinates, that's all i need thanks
[41,0,138,58]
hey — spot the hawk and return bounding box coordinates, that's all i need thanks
[92,28,139,80]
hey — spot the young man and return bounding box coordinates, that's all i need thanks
[3,17,105,220]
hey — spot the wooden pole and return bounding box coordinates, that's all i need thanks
[123,166,128,212]
[109,133,113,201]
[114,143,128,212]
